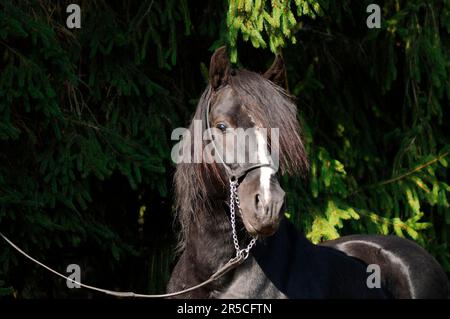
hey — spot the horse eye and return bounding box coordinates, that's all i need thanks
[216,123,228,132]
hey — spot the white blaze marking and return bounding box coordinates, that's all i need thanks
[255,130,273,203]
[260,167,273,203]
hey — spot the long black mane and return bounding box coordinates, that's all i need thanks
[174,69,308,249]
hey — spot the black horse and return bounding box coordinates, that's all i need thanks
[167,47,449,299]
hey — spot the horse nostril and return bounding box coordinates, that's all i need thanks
[255,194,261,208]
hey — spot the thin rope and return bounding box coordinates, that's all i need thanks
[0,231,245,298]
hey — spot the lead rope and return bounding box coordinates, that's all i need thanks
[0,179,256,298]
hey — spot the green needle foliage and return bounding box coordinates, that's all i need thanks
[227,0,322,61]
[0,0,448,297]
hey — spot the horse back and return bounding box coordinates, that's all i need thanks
[322,235,449,298]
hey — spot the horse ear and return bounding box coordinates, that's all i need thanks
[263,55,286,88]
[209,46,231,90]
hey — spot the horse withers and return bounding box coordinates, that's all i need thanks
[167,47,449,299]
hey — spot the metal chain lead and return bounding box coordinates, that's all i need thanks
[229,179,257,260]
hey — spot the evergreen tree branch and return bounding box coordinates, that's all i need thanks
[351,152,449,196]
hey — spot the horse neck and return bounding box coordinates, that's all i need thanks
[184,201,236,278]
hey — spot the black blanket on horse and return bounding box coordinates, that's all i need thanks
[252,218,391,298]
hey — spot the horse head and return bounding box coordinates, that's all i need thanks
[203,47,308,237]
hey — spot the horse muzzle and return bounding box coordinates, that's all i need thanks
[237,169,285,237]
